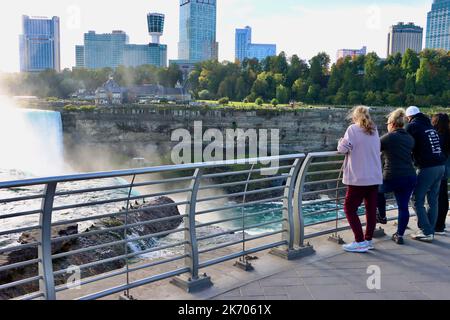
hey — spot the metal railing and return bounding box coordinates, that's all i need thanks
[0,154,306,300]
[0,151,422,300]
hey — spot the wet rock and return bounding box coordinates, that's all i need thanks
[0,196,183,300]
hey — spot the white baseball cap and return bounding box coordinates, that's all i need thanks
[406,106,421,117]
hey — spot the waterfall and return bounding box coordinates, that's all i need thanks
[0,96,65,177]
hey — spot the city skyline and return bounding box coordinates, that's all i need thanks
[0,0,431,72]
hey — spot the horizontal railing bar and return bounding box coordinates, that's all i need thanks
[306,169,343,176]
[198,231,286,255]
[52,228,187,259]
[0,275,41,291]
[18,291,45,301]
[51,201,189,227]
[302,187,347,197]
[202,165,294,179]
[52,188,191,212]
[198,175,291,191]
[0,242,40,255]
[303,197,345,206]
[55,240,188,277]
[304,206,343,217]
[0,209,42,220]
[199,240,287,269]
[0,259,40,273]
[55,269,127,293]
[0,194,44,204]
[51,214,188,243]
[309,161,344,167]
[196,196,285,215]
[127,254,188,274]
[0,225,41,237]
[0,154,305,189]
[195,208,283,229]
[196,186,286,203]
[197,219,285,242]
[304,178,343,186]
[77,267,191,300]
[54,176,195,197]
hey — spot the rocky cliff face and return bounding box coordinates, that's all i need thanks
[61,106,392,161]
[0,196,183,300]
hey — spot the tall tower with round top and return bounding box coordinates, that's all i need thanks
[147,13,165,44]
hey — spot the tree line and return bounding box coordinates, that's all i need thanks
[188,49,449,107]
[0,49,448,107]
[0,64,183,99]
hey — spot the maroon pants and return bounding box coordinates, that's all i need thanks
[344,185,378,243]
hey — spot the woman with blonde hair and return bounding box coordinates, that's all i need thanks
[338,106,383,253]
[377,108,417,245]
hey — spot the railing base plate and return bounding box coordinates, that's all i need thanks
[234,260,254,272]
[270,245,315,260]
[328,234,346,244]
[373,227,386,238]
[170,274,213,293]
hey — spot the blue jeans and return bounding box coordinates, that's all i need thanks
[377,176,417,236]
[412,166,445,235]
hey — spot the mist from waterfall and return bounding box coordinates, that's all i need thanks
[0,96,65,177]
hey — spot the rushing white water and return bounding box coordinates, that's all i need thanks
[0,96,65,177]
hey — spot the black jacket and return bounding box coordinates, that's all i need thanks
[406,113,446,169]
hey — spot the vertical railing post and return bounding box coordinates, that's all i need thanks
[271,155,314,260]
[171,168,213,293]
[293,155,313,248]
[185,168,202,279]
[38,182,57,300]
[283,159,302,250]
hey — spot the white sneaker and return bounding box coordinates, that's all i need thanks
[364,240,375,250]
[343,242,369,253]
[411,231,434,243]
[435,230,446,236]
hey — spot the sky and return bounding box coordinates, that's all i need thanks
[0,0,432,72]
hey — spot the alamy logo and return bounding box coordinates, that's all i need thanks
[66,265,81,290]
[366,265,381,290]
[171,121,280,175]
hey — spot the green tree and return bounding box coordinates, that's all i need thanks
[276,85,289,104]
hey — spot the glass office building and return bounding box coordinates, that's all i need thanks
[76,30,167,69]
[235,26,276,62]
[178,0,219,62]
[426,0,450,50]
[19,15,61,72]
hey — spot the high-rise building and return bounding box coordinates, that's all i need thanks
[75,45,85,68]
[178,0,219,63]
[426,0,450,50]
[387,22,423,56]
[19,15,61,72]
[75,14,167,69]
[148,13,165,44]
[235,26,276,62]
[337,46,367,60]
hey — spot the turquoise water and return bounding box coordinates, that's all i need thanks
[209,200,347,236]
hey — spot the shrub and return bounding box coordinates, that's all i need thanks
[255,97,264,106]
[79,105,96,112]
[63,104,78,112]
[271,98,279,107]
[198,89,211,100]
[218,97,230,105]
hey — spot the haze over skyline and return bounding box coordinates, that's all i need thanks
[0,0,430,72]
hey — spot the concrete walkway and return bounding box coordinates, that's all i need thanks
[213,225,450,300]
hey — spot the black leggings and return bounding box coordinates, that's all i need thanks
[436,180,449,232]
